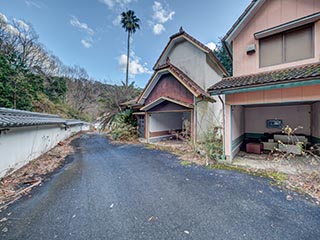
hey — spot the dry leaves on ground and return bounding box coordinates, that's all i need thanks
[0,133,82,209]
[284,172,320,203]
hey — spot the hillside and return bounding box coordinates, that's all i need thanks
[0,15,140,122]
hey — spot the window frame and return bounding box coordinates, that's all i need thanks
[259,24,314,68]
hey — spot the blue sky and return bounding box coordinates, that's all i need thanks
[0,0,251,87]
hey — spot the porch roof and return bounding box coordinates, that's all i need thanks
[140,96,193,111]
[208,62,320,95]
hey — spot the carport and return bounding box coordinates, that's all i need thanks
[208,63,320,161]
[140,97,193,142]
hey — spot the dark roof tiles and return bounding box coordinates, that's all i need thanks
[0,108,87,128]
[208,62,320,94]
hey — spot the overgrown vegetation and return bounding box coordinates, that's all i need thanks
[273,125,320,163]
[106,109,137,141]
[198,126,225,165]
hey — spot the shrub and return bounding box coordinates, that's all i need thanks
[200,126,225,165]
[108,109,137,141]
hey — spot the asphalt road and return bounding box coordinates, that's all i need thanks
[1,133,319,240]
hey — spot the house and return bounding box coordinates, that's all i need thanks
[134,28,229,142]
[0,108,90,178]
[208,0,320,161]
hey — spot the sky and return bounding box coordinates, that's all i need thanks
[0,0,251,87]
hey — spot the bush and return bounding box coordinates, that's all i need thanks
[108,109,137,141]
[200,126,225,165]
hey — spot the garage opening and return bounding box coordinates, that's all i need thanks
[148,111,191,142]
[231,101,320,158]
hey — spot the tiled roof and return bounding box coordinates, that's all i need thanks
[0,108,86,128]
[208,63,320,94]
[156,61,212,99]
[153,28,229,76]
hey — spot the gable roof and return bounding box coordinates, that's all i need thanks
[140,96,193,111]
[153,28,229,76]
[208,62,320,94]
[222,0,265,58]
[137,61,213,104]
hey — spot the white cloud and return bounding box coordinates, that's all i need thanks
[112,15,121,26]
[152,1,175,24]
[118,53,152,76]
[151,1,175,35]
[206,42,217,51]
[13,19,29,31]
[99,0,133,9]
[0,12,8,23]
[70,16,94,35]
[153,23,165,35]
[81,39,92,48]
[25,0,43,9]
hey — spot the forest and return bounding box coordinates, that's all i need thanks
[0,16,140,122]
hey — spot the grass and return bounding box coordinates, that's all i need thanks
[208,163,288,184]
[180,161,192,166]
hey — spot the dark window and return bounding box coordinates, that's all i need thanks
[260,24,314,67]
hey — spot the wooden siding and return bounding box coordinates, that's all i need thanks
[226,85,320,105]
[150,129,182,138]
[145,74,194,106]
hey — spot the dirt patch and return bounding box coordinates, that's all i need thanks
[146,140,205,165]
[0,133,83,210]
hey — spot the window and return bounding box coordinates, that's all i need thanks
[260,25,314,67]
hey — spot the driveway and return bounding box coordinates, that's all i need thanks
[1,134,319,240]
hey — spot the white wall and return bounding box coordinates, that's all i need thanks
[245,105,311,135]
[312,102,320,139]
[0,124,88,178]
[196,98,224,140]
[168,41,223,90]
[149,112,184,132]
[232,105,245,141]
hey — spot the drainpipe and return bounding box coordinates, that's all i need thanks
[218,95,226,155]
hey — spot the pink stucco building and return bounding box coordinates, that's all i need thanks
[208,0,320,161]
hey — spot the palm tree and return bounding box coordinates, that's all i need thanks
[120,10,140,87]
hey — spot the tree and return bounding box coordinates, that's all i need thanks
[214,39,233,76]
[120,10,140,87]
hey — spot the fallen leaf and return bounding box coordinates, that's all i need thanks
[286,195,293,201]
[148,216,157,222]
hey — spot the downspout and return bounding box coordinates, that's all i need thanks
[218,95,226,156]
